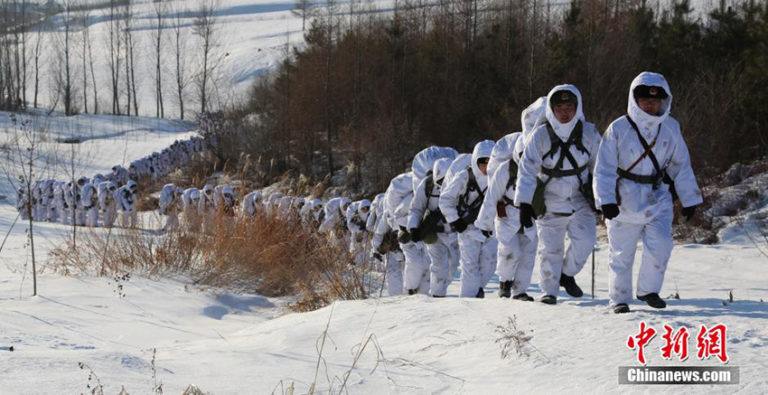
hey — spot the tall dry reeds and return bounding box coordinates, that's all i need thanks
[50,209,382,311]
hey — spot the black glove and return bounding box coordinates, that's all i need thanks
[601,203,620,220]
[409,228,422,243]
[519,203,535,228]
[397,229,412,244]
[372,252,383,261]
[682,205,696,222]
[450,218,468,233]
[481,229,492,238]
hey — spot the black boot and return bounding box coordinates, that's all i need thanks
[512,293,534,302]
[613,303,630,314]
[540,295,557,305]
[432,294,445,298]
[559,274,584,298]
[637,293,666,309]
[498,280,513,298]
[476,287,485,299]
[407,289,418,295]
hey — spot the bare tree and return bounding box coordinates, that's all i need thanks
[292,0,315,32]
[86,19,98,113]
[62,0,75,115]
[152,0,166,118]
[1,115,52,296]
[80,7,91,113]
[193,0,220,114]
[106,0,121,114]
[32,21,43,108]
[123,0,138,116]
[171,3,189,119]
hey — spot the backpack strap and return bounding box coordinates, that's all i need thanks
[425,175,439,199]
[622,115,663,185]
[458,166,486,220]
[506,159,519,190]
[502,160,519,207]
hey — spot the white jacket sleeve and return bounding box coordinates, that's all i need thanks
[408,179,429,230]
[365,210,378,232]
[585,123,602,175]
[439,170,469,224]
[594,124,620,206]
[371,213,391,250]
[514,128,546,205]
[318,212,337,234]
[475,161,509,232]
[666,128,703,208]
[394,193,413,228]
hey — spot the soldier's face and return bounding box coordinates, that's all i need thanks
[477,158,489,175]
[553,103,577,123]
[637,98,662,116]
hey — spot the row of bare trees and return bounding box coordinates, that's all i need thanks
[0,0,223,119]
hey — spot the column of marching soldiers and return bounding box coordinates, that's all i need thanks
[15,136,210,229]
[15,72,704,313]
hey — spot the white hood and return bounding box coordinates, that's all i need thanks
[432,158,452,183]
[411,146,459,191]
[339,197,352,215]
[445,153,472,184]
[521,96,547,137]
[627,71,673,138]
[470,140,495,189]
[488,132,522,176]
[356,199,371,222]
[385,172,414,216]
[544,84,585,142]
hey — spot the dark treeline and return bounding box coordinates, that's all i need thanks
[221,0,768,193]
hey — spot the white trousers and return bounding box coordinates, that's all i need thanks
[458,226,498,297]
[385,250,405,296]
[535,207,596,296]
[607,205,673,306]
[426,232,455,297]
[495,217,537,295]
[402,241,430,294]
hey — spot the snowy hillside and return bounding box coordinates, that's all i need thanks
[0,242,766,393]
[24,0,397,119]
[0,109,765,391]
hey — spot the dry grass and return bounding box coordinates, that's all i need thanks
[50,210,381,311]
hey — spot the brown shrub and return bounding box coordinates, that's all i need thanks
[49,210,380,311]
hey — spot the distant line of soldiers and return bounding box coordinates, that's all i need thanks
[16,136,210,230]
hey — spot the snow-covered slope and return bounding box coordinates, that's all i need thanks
[0,118,766,392]
[0,241,766,392]
[25,0,387,119]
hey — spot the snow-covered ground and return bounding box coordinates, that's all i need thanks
[0,243,766,393]
[0,111,766,393]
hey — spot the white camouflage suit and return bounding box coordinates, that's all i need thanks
[99,182,118,228]
[476,132,538,297]
[81,181,100,227]
[346,199,371,265]
[514,85,601,299]
[439,141,497,298]
[594,72,703,307]
[117,181,138,228]
[371,191,405,296]
[408,158,455,297]
[159,184,184,231]
[385,172,429,295]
